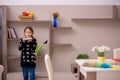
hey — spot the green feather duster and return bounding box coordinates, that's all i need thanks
[34,40,48,56]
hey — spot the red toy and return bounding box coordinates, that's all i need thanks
[22,11,29,16]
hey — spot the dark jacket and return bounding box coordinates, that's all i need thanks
[18,38,37,67]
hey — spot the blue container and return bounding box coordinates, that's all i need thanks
[53,17,57,27]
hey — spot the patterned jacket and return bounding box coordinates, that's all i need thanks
[18,38,37,67]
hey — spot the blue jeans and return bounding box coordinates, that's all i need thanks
[22,67,35,80]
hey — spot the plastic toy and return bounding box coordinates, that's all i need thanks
[22,11,33,16]
[95,62,102,68]
[35,40,48,56]
[19,11,34,20]
[83,62,96,67]
[107,60,116,65]
[111,65,120,69]
[101,62,111,68]
[88,62,96,67]
[22,11,29,16]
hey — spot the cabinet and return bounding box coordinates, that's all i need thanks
[4,19,51,80]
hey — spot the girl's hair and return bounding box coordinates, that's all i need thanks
[24,26,34,37]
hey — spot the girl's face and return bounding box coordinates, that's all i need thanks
[24,28,33,37]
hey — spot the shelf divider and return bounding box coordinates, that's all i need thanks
[7,20,51,23]
[52,27,72,30]
[71,18,120,20]
[7,38,20,41]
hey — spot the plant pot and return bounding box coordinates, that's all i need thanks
[98,56,105,62]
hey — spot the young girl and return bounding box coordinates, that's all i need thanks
[18,26,37,80]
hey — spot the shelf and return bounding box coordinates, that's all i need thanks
[71,18,120,20]
[71,6,119,20]
[51,43,72,47]
[7,20,51,23]
[8,55,20,60]
[36,75,48,78]
[7,38,20,41]
[8,55,45,60]
[51,27,72,30]
[35,72,48,78]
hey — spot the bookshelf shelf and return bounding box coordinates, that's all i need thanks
[51,27,72,30]
[71,18,120,20]
[7,38,20,41]
[8,55,20,60]
[7,20,51,23]
[51,43,72,47]
[35,75,48,78]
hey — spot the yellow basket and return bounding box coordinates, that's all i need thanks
[18,15,33,20]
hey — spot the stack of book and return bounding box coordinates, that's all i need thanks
[7,27,18,39]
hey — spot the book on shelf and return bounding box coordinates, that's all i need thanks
[7,27,18,39]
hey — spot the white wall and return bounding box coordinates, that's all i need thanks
[0,0,120,5]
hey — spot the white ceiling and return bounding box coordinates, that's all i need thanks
[0,0,120,5]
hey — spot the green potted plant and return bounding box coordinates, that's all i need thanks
[91,45,110,62]
[76,53,89,59]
